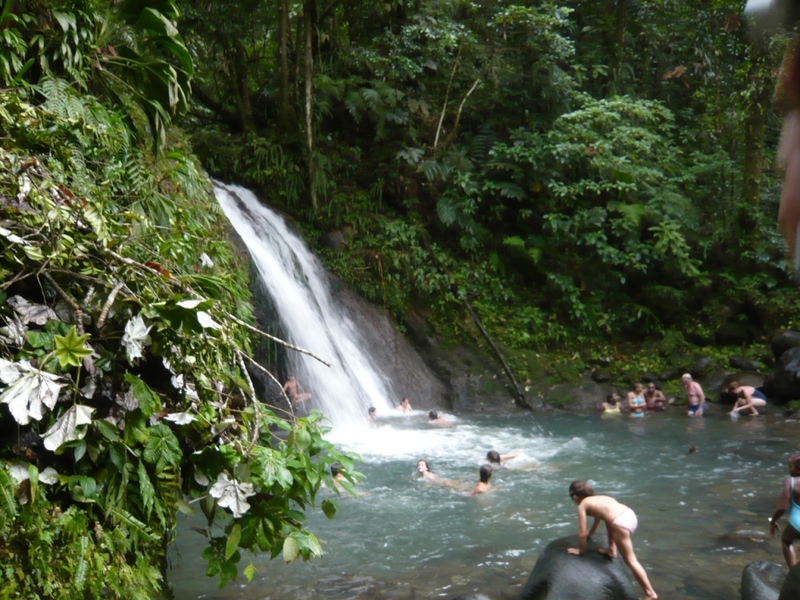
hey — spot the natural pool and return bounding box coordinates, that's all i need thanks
[168,410,799,599]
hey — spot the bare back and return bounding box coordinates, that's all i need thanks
[580,494,629,523]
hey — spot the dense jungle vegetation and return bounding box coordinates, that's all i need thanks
[178,0,800,377]
[2,0,800,596]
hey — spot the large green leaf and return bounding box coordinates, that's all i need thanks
[143,424,181,470]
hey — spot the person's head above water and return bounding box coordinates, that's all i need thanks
[605,393,618,404]
[682,373,693,382]
[486,450,501,464]
[790,453,800,474]
[417,459,432,474]
[633,382,643,394]
[569,480,595,501]
[428,410,438,420]
[368,406,376,416]
[479,464,493,483]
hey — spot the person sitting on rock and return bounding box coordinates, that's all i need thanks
[644,382,667,411]
[729,382,768,416]
[769,453,800,568]
[567,480,658,600]
[470,464,494,495]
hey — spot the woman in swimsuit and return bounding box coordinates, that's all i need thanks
[600,392,622,415]
[627,383,646,418]
[769,453,800,567]
[567,480,657,599]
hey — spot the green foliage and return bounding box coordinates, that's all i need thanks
[0,85,355,596]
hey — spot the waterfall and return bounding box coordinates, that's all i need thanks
[213,182,396,427]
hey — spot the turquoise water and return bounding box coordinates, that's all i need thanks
[167,410,799,599]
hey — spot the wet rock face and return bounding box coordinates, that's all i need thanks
[779,562,800,600]
[519,536,637,600]
[763,347,800,403]
[771,331,800,361]
[742,560,783,600]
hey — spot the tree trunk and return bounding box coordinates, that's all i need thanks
[229,37,255,133]
[609,0,627,93]
[742,40,771,221]
[278,0,291,133]
[303,0,318,213]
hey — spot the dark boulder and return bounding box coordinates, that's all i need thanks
[779,562,800,600]
[762,347,800,403]
[520,536,637,600]
[742,560,783,600]
[592,370,612,383]
[658,368,685,382]
[772,331,800,361]
[729,355,763,372]
[715,322,754,346]
[692,357,714,376]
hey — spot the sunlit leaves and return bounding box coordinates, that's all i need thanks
[54,326,92,367]
[209,473,255,518]
[0,359,64,425]
[121,315,152,363]
[41,404,95,451]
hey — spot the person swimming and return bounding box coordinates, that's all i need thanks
[486,450,520,465]
[417,459,441,482]
[470,464,494,494]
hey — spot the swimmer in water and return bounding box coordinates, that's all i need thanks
[566,480,657,600]
[486,450,520,465]
[428,410,453,427]
[417,459,441,483]
[367,406,377,422]
[470,464,494,495]
[627,383,646,418]
[600,392,622,415]
[397,397,412,412]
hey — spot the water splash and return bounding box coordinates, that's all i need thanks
[213,182,395,427]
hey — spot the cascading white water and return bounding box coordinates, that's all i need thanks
[213,181,395,427]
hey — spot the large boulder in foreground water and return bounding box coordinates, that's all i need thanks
[742,561,782,600]
[520,536,637,600]
[780,562,800,600]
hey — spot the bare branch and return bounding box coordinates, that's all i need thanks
[223,310,332,367]
[97,281,125,329]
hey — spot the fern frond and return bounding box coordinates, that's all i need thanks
[0,466,19,528]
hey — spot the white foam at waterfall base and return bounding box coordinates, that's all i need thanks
[214,181,395,428]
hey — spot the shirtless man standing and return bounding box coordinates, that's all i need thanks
[567,480,657,600]
[682,373,705,416]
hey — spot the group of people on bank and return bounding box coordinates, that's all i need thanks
[600,373,768,417]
